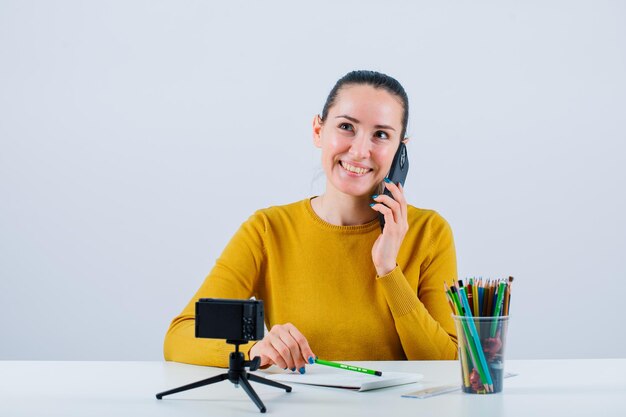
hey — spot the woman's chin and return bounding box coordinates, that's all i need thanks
[326,168,382,197]
[330,180,378,198]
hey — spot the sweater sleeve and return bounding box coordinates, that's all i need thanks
[376,215,459,360]
[163,212,267,367]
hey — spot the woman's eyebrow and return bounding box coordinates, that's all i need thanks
[335,114,396,131]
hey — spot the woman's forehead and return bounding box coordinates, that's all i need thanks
[330,84,403,127]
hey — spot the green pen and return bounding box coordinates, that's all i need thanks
[314,358,382,376]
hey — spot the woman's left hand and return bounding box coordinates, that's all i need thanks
[369,180,409,276]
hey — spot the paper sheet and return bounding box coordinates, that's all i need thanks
[262,369,423,392]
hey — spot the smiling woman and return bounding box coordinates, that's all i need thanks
[312,81,406,228]
[163,70,459,371]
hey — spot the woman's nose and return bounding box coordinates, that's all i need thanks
[349,134,371,160]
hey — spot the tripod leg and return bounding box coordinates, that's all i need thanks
[248,373,292,392]
[238,375,267,413]
[156,373,228,399]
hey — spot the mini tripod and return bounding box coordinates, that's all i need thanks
[156,340,291,413]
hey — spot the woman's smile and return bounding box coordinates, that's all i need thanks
[339,160,373,176]
[314,84,404,197]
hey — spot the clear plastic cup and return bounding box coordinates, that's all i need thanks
[452,315,510,394]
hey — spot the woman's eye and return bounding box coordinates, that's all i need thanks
[375,131,389,139]
[339,123,354,131]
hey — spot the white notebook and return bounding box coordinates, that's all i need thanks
[261,368,422,392]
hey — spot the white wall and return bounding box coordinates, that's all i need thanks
[1,0,624,360]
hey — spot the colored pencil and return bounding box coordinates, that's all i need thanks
[472,278,480,318]
[458,287,493,392]
[490,281,507,337]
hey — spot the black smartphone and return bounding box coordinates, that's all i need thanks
[379,142,409,230]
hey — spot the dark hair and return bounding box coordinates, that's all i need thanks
[320,70,409,140]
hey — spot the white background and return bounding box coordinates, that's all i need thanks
[1,0,624,360]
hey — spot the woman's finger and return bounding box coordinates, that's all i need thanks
[250,323,315,372]
[285,324,316,366]
[370,201,395,228]
[371,194,400,225]
[395,182,408,220]
[384,181,407,220]
[267,331,296,370]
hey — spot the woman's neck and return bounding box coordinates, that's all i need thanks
[311,188,377,226]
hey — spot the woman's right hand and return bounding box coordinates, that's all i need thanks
[249,323,315,373]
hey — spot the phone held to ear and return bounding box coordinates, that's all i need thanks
[379,142,409,230]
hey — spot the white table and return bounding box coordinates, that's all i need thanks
[1,359,624,416]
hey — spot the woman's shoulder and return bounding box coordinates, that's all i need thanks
[406,205,453,234]
[246,198,310,225]
[253,198,307,215]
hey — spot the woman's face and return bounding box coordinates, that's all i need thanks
[313,84,405,198]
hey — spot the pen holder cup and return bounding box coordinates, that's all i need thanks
[452,315,509,394]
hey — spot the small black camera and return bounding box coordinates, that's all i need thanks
[195,298,264,342]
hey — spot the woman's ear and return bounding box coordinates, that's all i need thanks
[402,137,410,145]
[313,114,323,148]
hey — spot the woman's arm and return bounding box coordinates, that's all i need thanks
[163,209,316,370]
[163,212,267,367]
[370,181,458,359]
[376,217,458,360]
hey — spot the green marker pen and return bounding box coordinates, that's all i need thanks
[314,358,382,376]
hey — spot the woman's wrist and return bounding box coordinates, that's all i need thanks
[375,263,397,277]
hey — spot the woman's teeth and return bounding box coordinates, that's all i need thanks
[341,161,371,175]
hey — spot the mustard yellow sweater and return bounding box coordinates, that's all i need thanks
[164,198,458,367]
